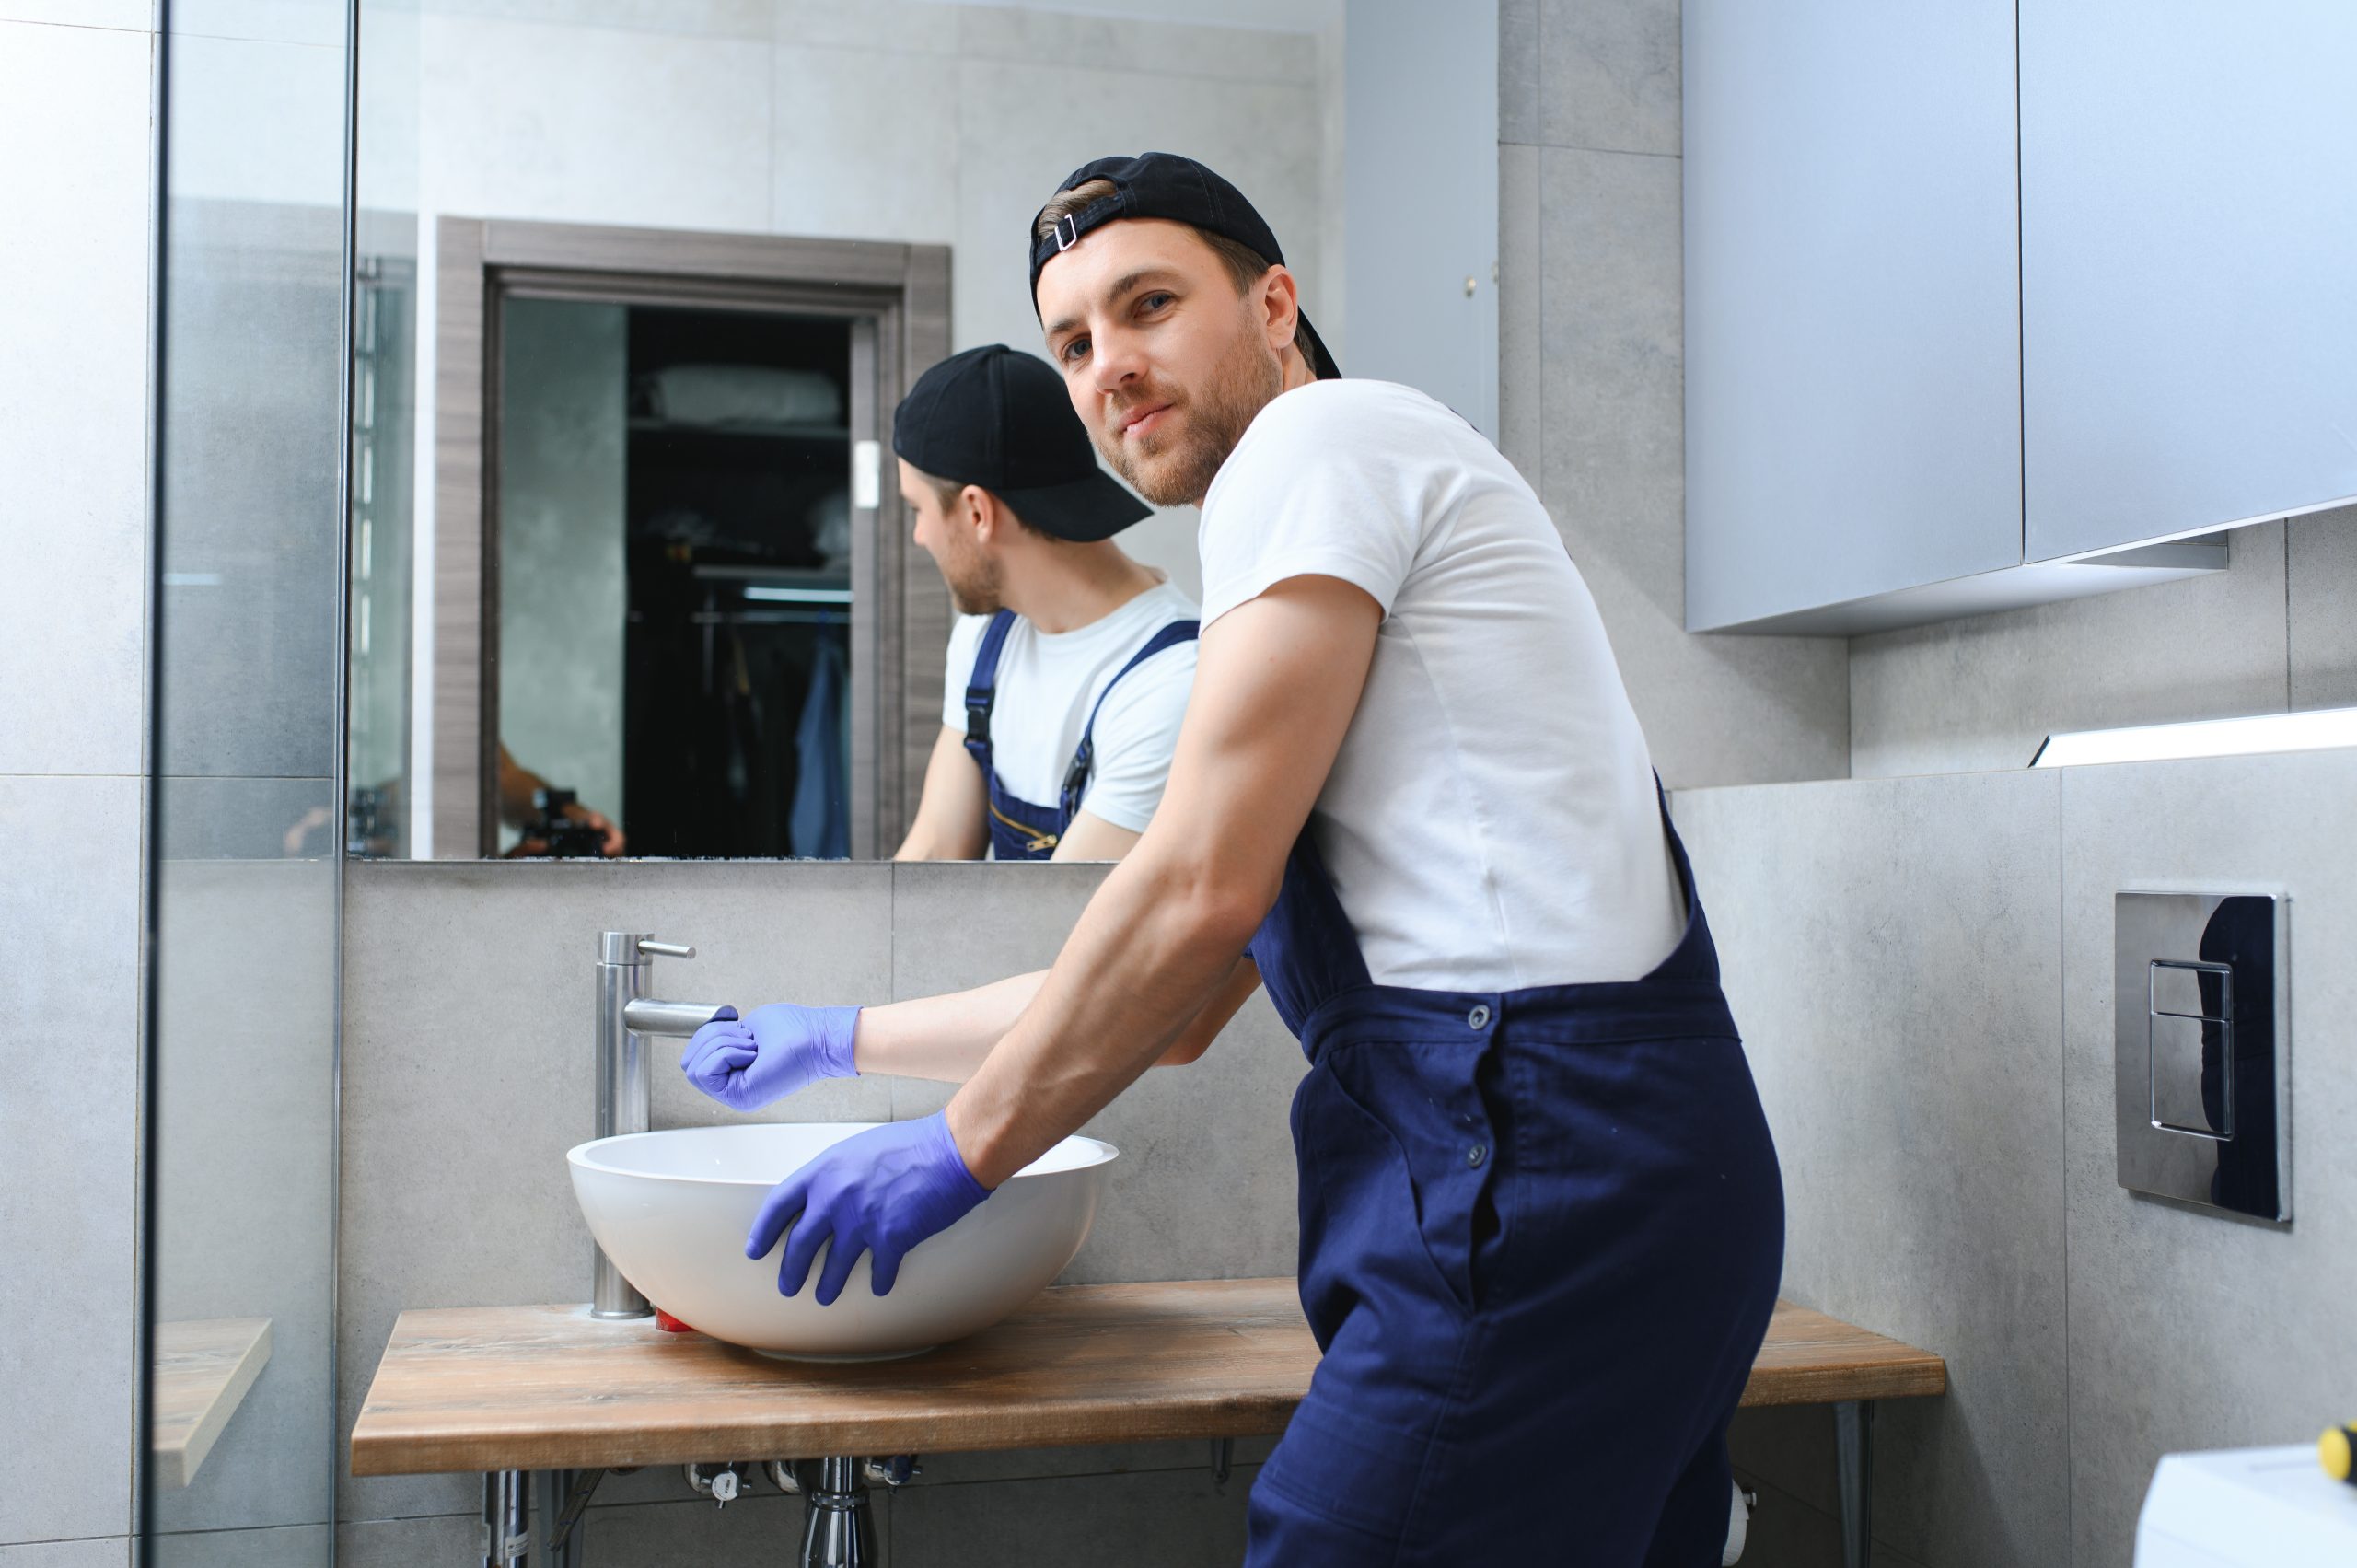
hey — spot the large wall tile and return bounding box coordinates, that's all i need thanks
[1499,0,1539,145]
[1495,139,1541,482]
[1671,771,2071,1568]
[1538,145,1848,786]
[887,863,1306,1287]
[0,19,153,777]
[2057,751,2357,1566]
[1535,0,1680,155]
[1850,521,2293,779]
[771,42,958,245]
[955,3,1318,84]
[0,1542,130,1568]
[336,859,893,1523]
[0,776,143,1545]
[152,1523,327,1568]
[2287,505,2357,711]
[889,1461,1260,1568]
[0,2,148,25]
[417,13,771,231]
[419,0,769,37]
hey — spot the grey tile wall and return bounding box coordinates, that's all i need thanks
[2057,751,2357,1563]
[0,1542,132,1568]
[1503,0,1851,788]
[1672,772,2072,1568]
[1850,521,2295,778]
[2287,504,2357,711]
[0,778,143,1549]
[0,21,154,1555]
[1682,749,2357,1567]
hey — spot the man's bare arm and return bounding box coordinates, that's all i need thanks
[944,576,1380,1184]
[894,726,990,861]
[1051,808,1143,862]
[851,955,1260,1082]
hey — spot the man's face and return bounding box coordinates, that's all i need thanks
[900,459,1002,616]
[1036,218,1286,507]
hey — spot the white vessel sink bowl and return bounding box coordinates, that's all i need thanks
[567,1123,1116,1360]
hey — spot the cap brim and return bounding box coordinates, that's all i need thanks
[994,466,1155,542]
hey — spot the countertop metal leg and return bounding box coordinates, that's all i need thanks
[1835,1400,1874,1568]
[797,1455,877,1568]
[537,1469,586,1567]
[482,1470,529,1567]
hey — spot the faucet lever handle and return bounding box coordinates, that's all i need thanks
[637,939,696,960]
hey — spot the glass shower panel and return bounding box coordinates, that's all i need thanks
[143,0,350,1562]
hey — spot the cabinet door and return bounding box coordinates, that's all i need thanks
[2023,2,2357,561]
[1684,0,2021,631]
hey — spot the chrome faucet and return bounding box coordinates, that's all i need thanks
[593,931,727,1319]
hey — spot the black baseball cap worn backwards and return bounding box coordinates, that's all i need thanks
[892,343,1152,543]
[1028,151,1343,383]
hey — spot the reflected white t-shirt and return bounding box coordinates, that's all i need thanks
[1199,378,1685,991]
[939,581,1199,835]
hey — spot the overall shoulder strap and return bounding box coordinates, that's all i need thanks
[962,610,1019,772]
[1058,619,1201,820]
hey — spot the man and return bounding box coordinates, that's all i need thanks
[685,154,1784,1565]
[889,343,1199,864]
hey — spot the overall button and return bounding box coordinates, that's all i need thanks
[1467,1004,1492,1030]
[1465,1143,1488,1168]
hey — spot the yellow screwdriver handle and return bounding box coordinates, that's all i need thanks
[2322,1425,2356,1485]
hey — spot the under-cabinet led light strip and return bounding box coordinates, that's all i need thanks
[2030,705,2357,768]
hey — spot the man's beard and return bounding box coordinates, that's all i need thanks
[1098,330,1283,507]
[939,548,1001,617]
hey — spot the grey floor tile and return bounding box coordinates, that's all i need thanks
[1672,771,2072,1568]
[0,775,142,1545]
[2058,751,2357,1567]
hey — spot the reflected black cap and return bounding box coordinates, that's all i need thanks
[1028,150,1342,382]
[891,344,1152,542]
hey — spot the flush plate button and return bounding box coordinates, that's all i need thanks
[2115,892,2288,1223]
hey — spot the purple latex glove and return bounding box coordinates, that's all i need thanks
[681,1003,861,1112]
[745,1112,992,1304]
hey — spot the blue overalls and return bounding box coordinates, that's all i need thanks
[961,609,1200,860]
[1243,794,1786,1566]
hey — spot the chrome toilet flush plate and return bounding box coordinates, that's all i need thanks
[2114,892,2290,1223]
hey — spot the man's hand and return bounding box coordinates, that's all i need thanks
[682,1003,861,1112]
[744,1113,990,1303]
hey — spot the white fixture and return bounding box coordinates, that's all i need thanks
[2030,705,2357,768]
[568,1123,1116,1359]
[2136,1446,2357,1565]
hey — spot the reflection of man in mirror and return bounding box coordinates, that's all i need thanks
[694,153,1781,1568]
[495,742,624,857]
[889,343,1198,863]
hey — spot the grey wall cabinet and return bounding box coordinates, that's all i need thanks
[1681,1,2357,633]
[2021,1,2357,562]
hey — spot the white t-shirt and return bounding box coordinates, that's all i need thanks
[1199,378,1685,992]
[939,580,1199,836]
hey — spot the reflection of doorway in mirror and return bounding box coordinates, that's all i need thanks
[429,219,954,862]
[496,299,855,859]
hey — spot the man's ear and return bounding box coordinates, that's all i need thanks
[961,483,998,544]
[1258,264,1302,354]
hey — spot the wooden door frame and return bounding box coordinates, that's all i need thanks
[430,216,950,859]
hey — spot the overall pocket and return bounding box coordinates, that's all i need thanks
[1296,1040,1501,1319]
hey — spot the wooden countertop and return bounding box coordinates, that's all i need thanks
[154,1317,273,1490]
[351,1280,1945,1477]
